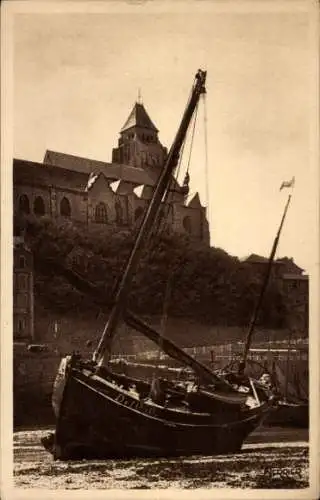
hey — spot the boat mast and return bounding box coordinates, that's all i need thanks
[93,70,207,366]
[239,194,292,373]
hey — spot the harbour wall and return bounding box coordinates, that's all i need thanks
[32,305,299,355]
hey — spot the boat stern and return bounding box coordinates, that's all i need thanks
[52,355,73,417]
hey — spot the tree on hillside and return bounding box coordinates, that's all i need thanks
[15,215,287,328]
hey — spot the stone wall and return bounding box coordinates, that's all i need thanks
[14,183,88,223]
[13,348,61,426]
[32,305,295,354]
[14,183,51,217]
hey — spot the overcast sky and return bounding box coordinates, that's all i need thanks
[11,1,318,273]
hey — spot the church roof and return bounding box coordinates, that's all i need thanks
[14,158,89,191]
[43,150,157,187]
[276,257,304,274]
[282,273,308,280]
[184,192,202,208]
[120,103,158,133]
[44,150,111,175]
[43,150,187,194]
[243,254,283,265]
[133,185,154,200]
[15,150,203,205]
[109,179,135,195]
[244,254,269,263]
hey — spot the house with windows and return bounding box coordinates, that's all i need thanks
[13,100,209,244]
[244,254,309,333]
[13,237,34,341]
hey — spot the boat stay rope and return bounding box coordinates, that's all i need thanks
[185,99,199,177]
[150,98,205,381]
[202,93,210,230]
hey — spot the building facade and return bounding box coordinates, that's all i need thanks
[13,237,34,341]
[13,101,209,244]
[281,273,309,332]
[245,254,309,333]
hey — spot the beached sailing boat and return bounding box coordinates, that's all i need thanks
[236,184,309,429]
[41,70,274,460]
[218,180,309,428]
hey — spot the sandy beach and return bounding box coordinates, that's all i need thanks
[13,426,308,489]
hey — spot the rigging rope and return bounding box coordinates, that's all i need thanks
[153,96,200,238]
[147,92,200,377]
[202,93,210,234]
[186,100,199,176]
[150,81,199,238]
[149,98,203,379]
[147,134,188,375]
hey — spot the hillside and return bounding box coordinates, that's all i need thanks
[16,215,288,328]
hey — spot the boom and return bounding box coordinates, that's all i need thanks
[41,259,232,389]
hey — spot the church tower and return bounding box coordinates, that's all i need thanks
[112,99,167,169]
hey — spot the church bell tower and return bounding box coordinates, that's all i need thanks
[112,97,167,169]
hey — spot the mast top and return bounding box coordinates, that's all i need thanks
[195,69,207,94]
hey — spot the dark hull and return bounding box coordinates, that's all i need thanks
[42,358,272,460]
[264,401,309,428]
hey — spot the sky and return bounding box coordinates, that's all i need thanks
[10,1,318,274]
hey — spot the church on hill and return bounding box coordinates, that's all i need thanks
[13,100,209,244]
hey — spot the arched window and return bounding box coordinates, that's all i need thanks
[183,215,192,234]
[134,206,144,221]
[34,196,45,216]
[60,197,71,217]
[115,200,123,225]
[95,202,108,224]
[18,194,30,214]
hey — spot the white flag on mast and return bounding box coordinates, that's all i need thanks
[279,176,295,191]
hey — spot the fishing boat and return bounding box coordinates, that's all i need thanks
[265,342,309,428]
[217,188,309,430]
[41,70,274,460]
[223,353,308,428]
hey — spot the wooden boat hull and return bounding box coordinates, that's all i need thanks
[42,357,273,460]
[264,401,309,428]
